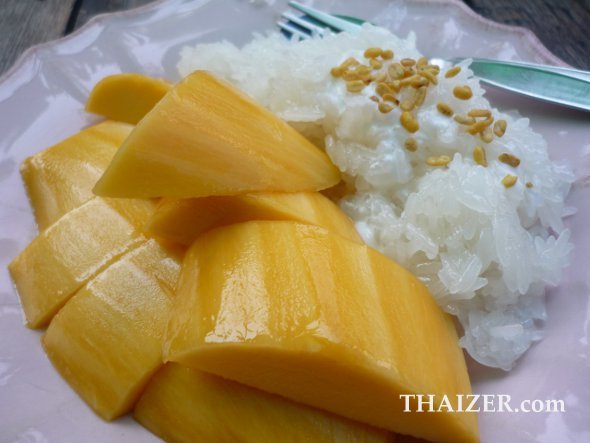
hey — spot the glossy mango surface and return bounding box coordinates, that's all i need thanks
[21,120,132,230]
[85,73,171,124]
[164,221,479,443]
[147,191,361,246]
[93,71,340,198]
[135,363,394,443]
[8,197,155,328]
[43,239,182,420]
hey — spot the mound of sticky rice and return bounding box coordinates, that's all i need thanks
[177,25,574,370]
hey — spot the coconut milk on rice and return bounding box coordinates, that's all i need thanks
[177,24,574,370]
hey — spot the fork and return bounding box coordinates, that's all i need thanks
[279,1,590,113]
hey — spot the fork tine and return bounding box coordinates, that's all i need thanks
[287,1,362,34]
[280,12,327,37]
[277,21,310,41]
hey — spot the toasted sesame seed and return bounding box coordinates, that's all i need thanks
[410,76,429,88]
[498,153,521,167]
[494,119,507,137]
[414,86,427,107]
[400,111,420,133]
[381,49,394,60]
[369,95,380,103]
[467,117,494,135]
[342,71,361,81]
[364,47,383,58]
[473,145,487,166]
[416,57,428,68]
[346,80,366,93]
[468,108,491,118]
[378,101,394,114]
[526,181,534,188]
[375,82,394,96]
[388,63,405,79]
[437,102,454,117]
[340,57,359,69]
[419,69,438,85]
[356,65,372,75]
[400,99,415,112]
[453,85,473,100]
[375,72,387,82]
[404,138,418,152]
[480,127,494,143]
[401,58,416,67]
[330,67,344,77]
[502,174,518,188]
[390,80,401,92]
[454,114,476,125]
[382,93,399,104]
[445,66,461,78]
[370,58,383,69]
[426,155,451,167]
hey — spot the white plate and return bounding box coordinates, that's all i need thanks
[1,1,589,442]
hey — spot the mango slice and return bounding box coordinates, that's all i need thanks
[164,221,479,443]
[93,71,340,198]
[135,363,393,443]
[147,192,361,246]
[42,239,182,420]
[21,120,132,230]
[85,73,171,124]
[8,197,155,328]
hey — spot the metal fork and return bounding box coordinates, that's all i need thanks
[279,1,590,113]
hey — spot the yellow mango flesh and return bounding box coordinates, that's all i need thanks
[85,73,171,124]
[147,191,361,246]
[135,363,394,443]
[93,71,340,198]
[43,239,182,420]
[21,120,132,230]
[8,197,156,328]
[164,221,479,443]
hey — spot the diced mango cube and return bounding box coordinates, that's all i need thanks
[21,120,132,230]
[93,71,340,198]
[147,192,361,246]
[164,221,479,443]
[135,363,394,443]
[42,239,182,420]
[85,73,171,124]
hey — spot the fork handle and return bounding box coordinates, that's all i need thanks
[464,59,590,112]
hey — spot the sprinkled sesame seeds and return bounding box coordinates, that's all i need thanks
[498,153,521,167]
[400,111,419,133]
[437,102,454,117]
[426,155,451,167]
[445,66,461,78]
[494,119,507,137]
[473,145,487,166]
[453,85,473,100]
[502,174,518,188]
[404,138,418,152]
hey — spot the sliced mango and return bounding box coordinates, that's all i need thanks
[135,363,393,443]
[147,192,361,246]
[85,73,171,124]
[8,197,155,328]
[42,239,182,420]
[21,120,132,230]
[164,221,478,443]
[93,71,340,198]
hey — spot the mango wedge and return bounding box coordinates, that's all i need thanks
[8,197,155,328]
[85,73,171,124]
[21,120,132,230]
[164,221,479,443]
[147,192,361,246]
[43,239,182,420]
[93,71,340,198]
[135,363,393,443]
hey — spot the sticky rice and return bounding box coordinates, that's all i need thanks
[177,25,574,370]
